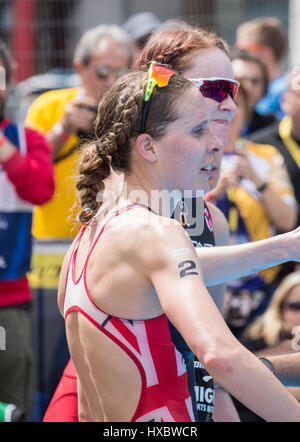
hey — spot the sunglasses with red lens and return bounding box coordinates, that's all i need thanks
[188,77,240,103]
[140,61,178,133]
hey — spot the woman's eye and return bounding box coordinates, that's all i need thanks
[193,127,205,136]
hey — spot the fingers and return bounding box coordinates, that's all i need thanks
[63,99,97,134]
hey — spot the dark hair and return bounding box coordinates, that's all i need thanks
[0,40,13,85]
[76,70,193,225]
[135,28,229,72]
[236,17,287,62]
[231,50,269,96]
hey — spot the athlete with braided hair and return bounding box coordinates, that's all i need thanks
[136,28,300,421]
[52,66,300,422]
[44,27,300,422]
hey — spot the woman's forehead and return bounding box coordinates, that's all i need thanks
[182,47,233,79]
[287,284,300,299]
[174,86,209,122]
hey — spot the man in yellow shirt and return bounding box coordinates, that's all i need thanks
[26,24,132,240]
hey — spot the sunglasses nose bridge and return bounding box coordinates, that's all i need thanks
[191,78,239,104]
[219,92,237,112]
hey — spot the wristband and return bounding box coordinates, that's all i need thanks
[0,132,7,147]
[53,123,70,142]
[259,357,276,376]
[256,181,268,193]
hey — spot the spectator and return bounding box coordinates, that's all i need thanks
[235,17,288,119]
[208,85,297,338]
[0,40,54,421]
[234,271,300,420]
[231,50,276,135]
[250,66,300,227]
[122,11,162,60]
[242,271,300,352]
[25,24,132,240]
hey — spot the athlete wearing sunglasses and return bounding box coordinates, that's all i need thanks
[57,64,300,423]
[43,28,300,424]
[188,77,240,103]
[140,62,239,134]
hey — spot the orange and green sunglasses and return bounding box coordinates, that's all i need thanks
[140,61,178,133]
[140,61,240,133]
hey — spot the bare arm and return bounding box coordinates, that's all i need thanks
[141,220,300,421]
[213,388,240,422]
[196,227,300,287]
[288,388,300,402]
[259,352,300,388]
[254,185,297,232]
[233,151,297,232]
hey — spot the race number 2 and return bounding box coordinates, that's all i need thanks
[178,260,199,279]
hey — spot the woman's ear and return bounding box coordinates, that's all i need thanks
[135,134,158,163]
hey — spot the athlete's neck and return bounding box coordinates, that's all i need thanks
[118,176,182,218]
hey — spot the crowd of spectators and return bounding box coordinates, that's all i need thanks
[0,10,299,422]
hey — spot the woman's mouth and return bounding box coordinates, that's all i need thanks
[215,119,230,126]
[200,164,216,178]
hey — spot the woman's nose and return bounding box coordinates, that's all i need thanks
[207,130,223,153]
[219,94,237,113]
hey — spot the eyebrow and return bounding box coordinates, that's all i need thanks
[190,119,210,131]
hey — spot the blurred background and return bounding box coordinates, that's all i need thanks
[1,0,299,121]
[0,0,293,83]
[1,0,300,423]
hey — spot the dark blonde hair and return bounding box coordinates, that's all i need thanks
[76,70,193,225]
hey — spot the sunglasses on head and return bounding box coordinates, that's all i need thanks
[140,61,178,133]
[285,301,300,311]
[95,64,128,80]
[188,77,240,103]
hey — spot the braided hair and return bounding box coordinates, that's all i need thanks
[76,70,193,225]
